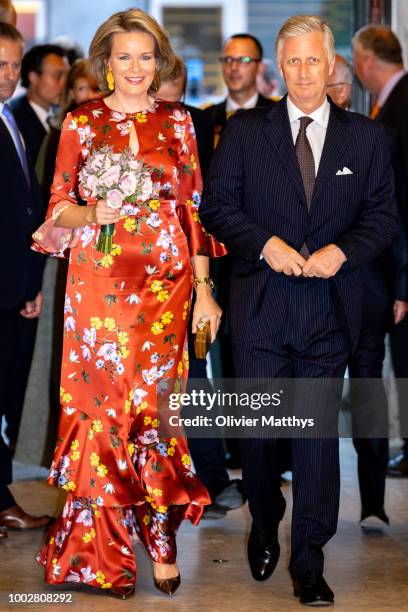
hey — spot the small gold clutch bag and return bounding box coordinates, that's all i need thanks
[194,320,211,359]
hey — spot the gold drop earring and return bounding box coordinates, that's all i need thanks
[106,66,115,91]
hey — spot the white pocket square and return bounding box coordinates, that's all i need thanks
[336,167,353,175]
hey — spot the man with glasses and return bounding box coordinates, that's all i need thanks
[205,34,273,147]
[326,54,352,110]
[10,44,68,166]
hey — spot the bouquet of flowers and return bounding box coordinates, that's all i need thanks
[78,145,153,254]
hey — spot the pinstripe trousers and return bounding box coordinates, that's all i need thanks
[233,277,348,577]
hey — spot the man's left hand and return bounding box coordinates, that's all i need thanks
[302,244,347,278]
[393,300,408,325]
[20,291,43,319]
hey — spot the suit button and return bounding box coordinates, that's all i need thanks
[26,207,32,215]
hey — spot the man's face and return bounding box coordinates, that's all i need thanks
[29,53,69,108]
[326,63,351,109]
[0,37,22,102]
[220,37,262,96]
[352,41,376,94]
[279,31,334,111]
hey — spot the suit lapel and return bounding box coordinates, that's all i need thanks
[263,98,305,201]
[312,102,352,202]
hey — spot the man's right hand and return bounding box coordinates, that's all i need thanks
[261,236,306,276]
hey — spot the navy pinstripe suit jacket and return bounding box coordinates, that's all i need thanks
[200,96,399,352]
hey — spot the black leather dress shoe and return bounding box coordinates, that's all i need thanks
[247,522,279,581]
[293,570,334,606]
[387,452,408,477]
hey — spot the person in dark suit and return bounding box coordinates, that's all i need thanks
[10,43,68,165]
[0,22,53,538]
[201,15,398,606]
[204,34,276,469]
[328,52,408,528]
[353,25,408,478]
[157,57,246,518]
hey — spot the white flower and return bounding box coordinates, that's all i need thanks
[64,296,72,314]
[125,293,141,304]
[81,345,91,361]
[146,213,162,228]
[174,261,183,270]
[75,291,82,304]
[138,428,158,445]
[142,365,161,385]
[117,121,132,135]
[110,111,126,122]
[117,459,127,471]
[145,265,157,275]
[97,342,118,362]
[141,340,154,352]
[76,509,93,527]
[133,387,148,405]
[151,353,159,364]
[158,132,166,141]
[60,455,70,470]
[64,316,75,332]
[105,408,117,418]
[64,407,76,416]
[52,563,61,577]
[117,363,124,375]
[66,571,81,582]
[91,108,103,118]
[77,125,95,145]
[160,252,169,263]
[96,496,104,506]
[170,109,187,122]
[95,359,104,370]
[156,230,171,249]
[80,226,95,248]
[83,327,96,347]
[121,546,131,555]
[81,566,96,583]
[103,482,115,494]
[69,349,79,363]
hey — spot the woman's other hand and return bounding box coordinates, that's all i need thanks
[192,286,222,342]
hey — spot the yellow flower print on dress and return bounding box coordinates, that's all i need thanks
[90,453,100,467]
[60,387,72,403]
[167,447,175,456]
[96,464,108,478]
[182,454,191,467]
[118,331,129,345]
[136,113,147,123]
[101,254,113,268]
[90,316,103,330]
[78,115,89,124]
[70,450,80,461]
[151,321,164,335]
[124,217,136,232]
[148,199,160,211]
[119,346,130,359]
[103,317,116,331]
[182,301,189,320]
[161,311,174,325]
[190,154,197,170]
[157,290,169,303]
[110,243,122,256]
[150,280,163,294]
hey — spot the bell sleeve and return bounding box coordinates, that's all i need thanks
[176,109,226,258]
[32,112,84,258]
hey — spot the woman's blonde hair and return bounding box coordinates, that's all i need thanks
[275,15,335,65]
[89,8,176,95]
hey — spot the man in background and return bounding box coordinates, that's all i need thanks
[0,22,52,537]
[0,0,16,26]
[353,25,408,478]
[328,51,408,528]
[11,43,68,165]
[326,54,352,110]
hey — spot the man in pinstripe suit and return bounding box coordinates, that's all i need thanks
[201,15,398,606]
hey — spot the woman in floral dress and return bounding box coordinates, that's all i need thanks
[32,9,224,598]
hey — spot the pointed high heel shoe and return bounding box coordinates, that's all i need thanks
[154,573,180,596]
[108,585,135,599]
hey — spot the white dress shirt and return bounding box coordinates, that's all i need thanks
[287,96,331,174]
[29,99,51,132]
[226,91,259,113]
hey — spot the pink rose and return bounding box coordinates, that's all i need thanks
[119,172,137,196]
[100,165,120,187]
[91,154,104,171]
[139,176,153,202]
[86,175,97,196]
[107,189,123,209]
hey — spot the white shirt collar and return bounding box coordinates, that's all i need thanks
[226,91,259,113]
[287,96,330,129]
[29,99,50,131]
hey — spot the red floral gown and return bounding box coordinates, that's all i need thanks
[32,98,225,591]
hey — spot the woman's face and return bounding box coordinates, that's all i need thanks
[107,31,156,99]
[72,76,101,105]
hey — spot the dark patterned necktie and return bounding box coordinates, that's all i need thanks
[295,116,315,209]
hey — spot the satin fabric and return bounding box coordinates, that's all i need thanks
[33,98,225,591]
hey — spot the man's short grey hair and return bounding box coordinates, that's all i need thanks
[275,15,335,64]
